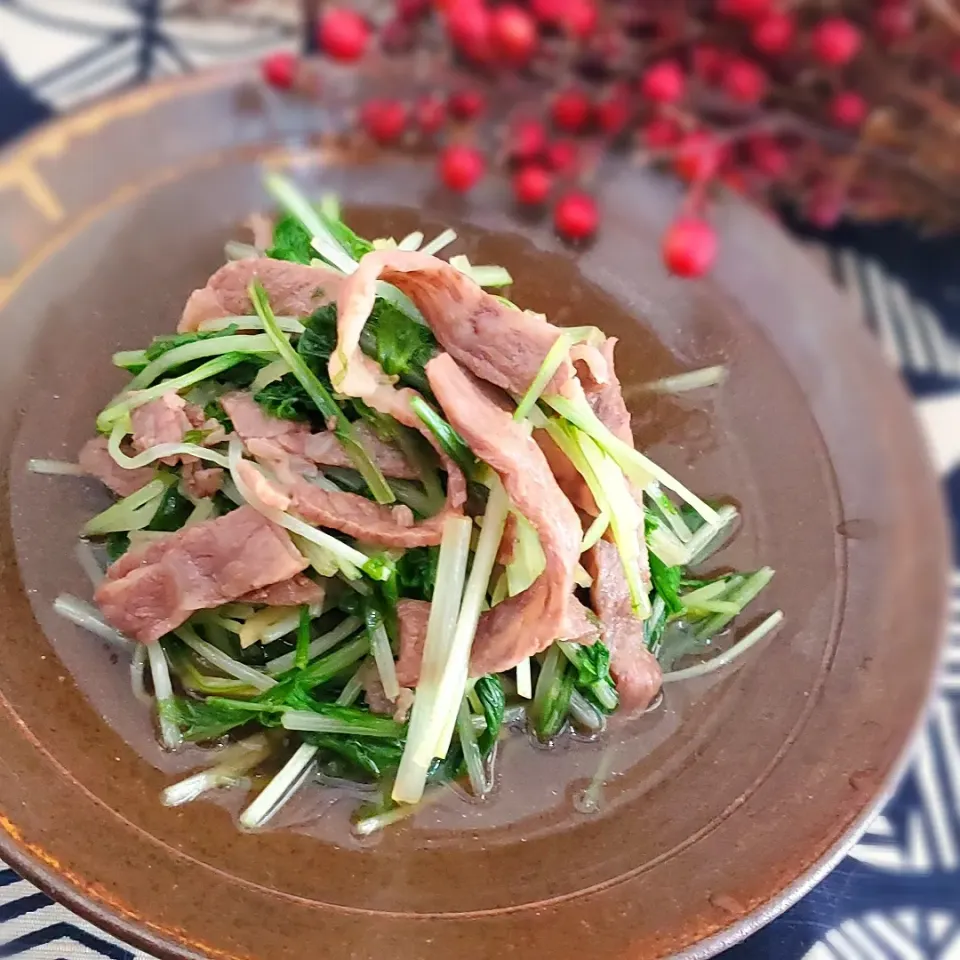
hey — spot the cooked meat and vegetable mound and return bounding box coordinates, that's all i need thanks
[38,175,782,834]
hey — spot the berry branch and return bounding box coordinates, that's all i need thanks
[262,0,960,278]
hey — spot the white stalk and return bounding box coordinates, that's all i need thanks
[420,228,457,256]
[265,617,363,675]
[175,623,276,692]
[147,642,182,750]
[417,480,509,767]
[393,516,472,804]
[27,459,85,476]
[239,741,318,829]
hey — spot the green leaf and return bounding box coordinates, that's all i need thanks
[160,696,254,742]
[570,640,612,688]
[105,532,130,563]
[365,299,437,395]
[532,646,574,740]
[649,552,684,614]
[204,401,234,432]
[559,639,619,713]
[266,208,373,266]
[295,605,311,671]
[307,734,404,781]
[217,357,271,389]
[298,305,339,370]
[266,214,314,265]
[323,215,374,261]
[253,375,314,421]
[146,485,192,532]
[474,675,505,757]
[395,547,439,602]
[300,300,438,397]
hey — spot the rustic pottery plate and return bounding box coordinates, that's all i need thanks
[0,62,949,960]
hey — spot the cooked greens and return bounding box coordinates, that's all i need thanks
[50,178,781,836]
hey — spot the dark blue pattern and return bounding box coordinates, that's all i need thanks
[0,922,135,959]
[0,59,50,144]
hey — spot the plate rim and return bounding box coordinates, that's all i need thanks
[0,62,951,960]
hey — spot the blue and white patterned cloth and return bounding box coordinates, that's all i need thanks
[0,3,957,957]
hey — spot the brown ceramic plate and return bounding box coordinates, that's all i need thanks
[0,62,949,960]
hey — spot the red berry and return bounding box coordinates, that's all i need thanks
[950,49,960,75]
[811,17,862,67]
[750,12,795,55]
[552,89,592,133]
[448,88,486,121]
[439,144,485,192]
[261,51,297,89]
[662,218,717,277]
[513,165,553,205]
[692,44,727,83]
[530,0,564,25]
[595,93,631,136]
[446,1,493,62]
[875,2,914,44]
[673,131,722,183]
[561,0,598,38]
[544,138,578,173]
[716,0,771,22]
[318,8,370,62]
[554,192,598,241]
[360,98,407,144]
[641,116,682,148]
[746,135,788,177]
[509,118,547,161]
[829,90,868,128]
[640,60,685,104]
[721,57,767,104]
[414,95,446,135]
[396,0,431,21]
[491,5,537,64]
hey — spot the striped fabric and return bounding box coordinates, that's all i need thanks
[0,3,959,958]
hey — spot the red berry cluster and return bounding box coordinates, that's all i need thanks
[260,0,953,279]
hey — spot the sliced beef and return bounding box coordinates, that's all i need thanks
[220,391,417,479]
[238,573,324,607]
[579,337,633,445]
[585,539,661,712]
[331,249,598,400]
[224,383,467,549]
[424,353,582,676]
[560,596,601,645]
[181,461,224,499]
[395,599,431,687]
[300,426,417,480]
[184,402,227,446]
[179,258,344,332]
[395,594,595,686]
[78,436,155,497]
[130,393,193,464]
[237,440,458,549]
[359,660,414,723]
[95,505,307,643]
[220,391,303,441]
